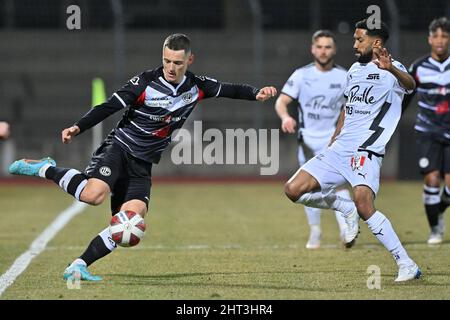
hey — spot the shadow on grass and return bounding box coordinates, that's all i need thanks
[102,271,356,293]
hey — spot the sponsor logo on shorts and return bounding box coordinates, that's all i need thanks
[351,154,366,171]
[358,172,368,179]
[99,166,112,176]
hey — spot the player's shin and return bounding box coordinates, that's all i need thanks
[365,211,413,267]
[78,227,117,267]
[43,166,88,201]
[423,185,442,229]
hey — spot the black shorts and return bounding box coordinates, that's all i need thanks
[85,136,153,214]
[416,132,450,175]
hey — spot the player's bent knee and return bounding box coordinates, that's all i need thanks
[80,188,108,205]
[284,182,303,202]
[424,171,440,187]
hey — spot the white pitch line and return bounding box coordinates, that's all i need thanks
[0,201,87,296]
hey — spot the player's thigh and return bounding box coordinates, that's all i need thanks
[286,167,320,196]
[81,178,111,203]
[290,151,346,193]
[111,155,152,217]
[416,132,442,176]
[84,137,125,198]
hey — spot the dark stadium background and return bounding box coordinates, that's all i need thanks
[0,0,448,179]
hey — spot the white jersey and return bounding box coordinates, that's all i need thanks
[330,60,412,157]
[281,63,347,138]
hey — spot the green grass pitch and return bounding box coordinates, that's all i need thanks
[1,181,450,299]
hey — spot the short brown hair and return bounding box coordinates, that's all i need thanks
[163,33,191,54]
[311,30,336,44]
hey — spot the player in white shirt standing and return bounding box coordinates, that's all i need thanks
[283,19,422,281]
[275,30,351,249]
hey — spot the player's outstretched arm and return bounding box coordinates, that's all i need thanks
[256,86,277,101]
[62,125,80,144]
[215,82,277,101]
[373,47,416,90]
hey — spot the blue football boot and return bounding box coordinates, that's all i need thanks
[63,263,102,282]
[8,157,56,177]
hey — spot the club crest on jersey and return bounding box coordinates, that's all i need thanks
[99,166,112,176]
[351,154,366,171]
[130,76,140,86]
[182,92,193,104]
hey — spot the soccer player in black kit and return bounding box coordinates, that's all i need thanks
[404,17,450,244]
[9,34,277,281]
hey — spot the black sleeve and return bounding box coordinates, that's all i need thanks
[217,82,260,100]
[75,72,148,134]
[195,75,260,100]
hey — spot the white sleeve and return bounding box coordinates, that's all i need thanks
[281,69,301,99]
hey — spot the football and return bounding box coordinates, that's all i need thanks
[109,210,146,247]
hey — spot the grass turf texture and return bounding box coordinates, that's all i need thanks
[1,181,450,299]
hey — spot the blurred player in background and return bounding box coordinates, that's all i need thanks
[284,19,422,281]
[0,121,10,140]
[275,30,351,249]
[9,33,277,281]
[403,17,450,245]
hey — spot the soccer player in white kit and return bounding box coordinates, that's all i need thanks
[284,19,422,281]
[275,30,351,249]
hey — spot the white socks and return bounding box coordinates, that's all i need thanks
[304,206,321,226]
[99,227,118,252]
[302,189,350,238]
[296,190,356,216]
[365,211,413,267]
[70,258,87,267]
[38,163,52,178]
[335,189,351,236]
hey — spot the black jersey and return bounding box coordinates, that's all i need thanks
[75,67,259,163]
[408,55,450,140]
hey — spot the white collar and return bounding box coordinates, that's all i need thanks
[159,75,187,95]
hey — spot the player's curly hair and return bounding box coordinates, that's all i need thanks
[355,19,390,44]
[429,17,450,34]
[163,33,191,54]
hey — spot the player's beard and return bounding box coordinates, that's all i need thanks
[315,57,333,68]
[356,49,373,63]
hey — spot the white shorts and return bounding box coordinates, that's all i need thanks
[301,148,383,195]
[298,134,329,166]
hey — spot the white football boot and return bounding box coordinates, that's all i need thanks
[395,262,422,282]
[343,208,360,248]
